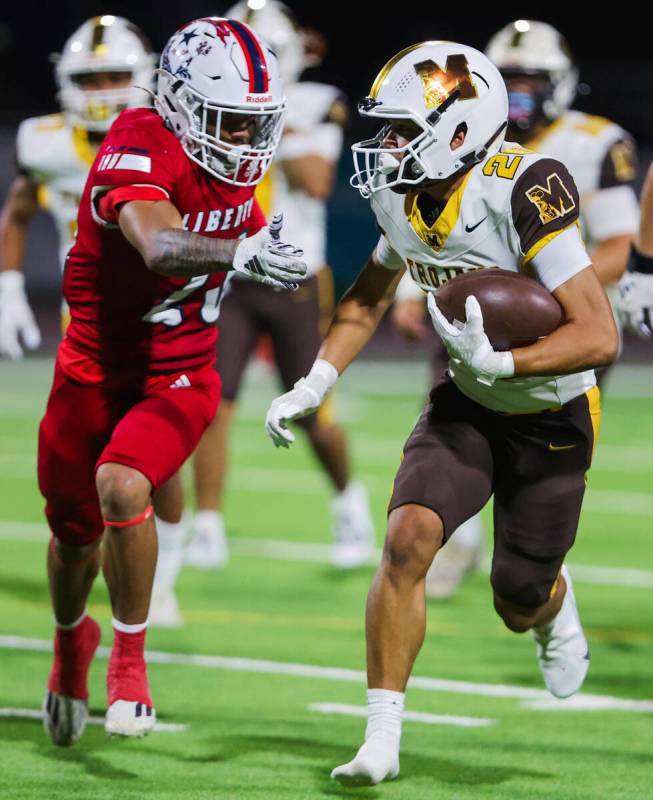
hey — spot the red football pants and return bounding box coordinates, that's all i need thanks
[38,360,220,546]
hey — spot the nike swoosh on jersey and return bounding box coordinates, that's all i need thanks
[464,217,487,233]
[547,443,577,451]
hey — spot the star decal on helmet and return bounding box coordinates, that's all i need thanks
[180,29,198,46]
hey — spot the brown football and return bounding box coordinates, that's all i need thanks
[435,268,564,350]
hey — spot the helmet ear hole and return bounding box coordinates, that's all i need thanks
[450,122,468,148]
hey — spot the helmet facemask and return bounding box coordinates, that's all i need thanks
[59,70,145,131]
[156,69,285,186]
[503,71,555,136]
[351,111,438,197]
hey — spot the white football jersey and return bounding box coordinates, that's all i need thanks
[529,110,639,248]
[529,110,639,317]
[16,113,97,271]
[373,143,595,414]
[255,82,346,276]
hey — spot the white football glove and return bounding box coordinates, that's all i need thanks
[618,272,653,339]
[0,270,41,360]
[265,359,338,448]
[427,293,514,386]
[233,213,307,289]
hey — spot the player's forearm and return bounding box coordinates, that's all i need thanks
[282,155,335,200]
[0,176,37,272]
[318,298,389,373]
[637,162,653,256]
[145,229,240,277]
[0,218,28,272]
[590,234,632,285]
[318,259,401,373]
[511,317,618,377]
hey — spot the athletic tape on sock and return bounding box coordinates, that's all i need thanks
[103,505,154,529]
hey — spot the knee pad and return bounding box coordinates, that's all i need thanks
[491,555,559,609]
[44,498,104,548]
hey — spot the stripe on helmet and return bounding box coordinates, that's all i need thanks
[91,17,107,54]
[225,19,269,94]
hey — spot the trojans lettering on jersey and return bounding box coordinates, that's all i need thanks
[60,108,266,384]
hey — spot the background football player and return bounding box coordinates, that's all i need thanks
[38,16,305,747]
[265,40,618,785]
[390,19,640,601]
[620,160,653,337]
[0,15,155,356]
[182,0,375,572]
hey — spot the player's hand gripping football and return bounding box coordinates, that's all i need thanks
[427,293,514,386]
[0,270,41,359]
[618,272,653,339]
[265,359,339,447]
[233,213,307,290]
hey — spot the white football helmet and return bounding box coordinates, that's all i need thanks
[351,41,508,197]
[54,16,154,132]
[225,1,306,85]
[486,20,578,124]
[155,17,285,186]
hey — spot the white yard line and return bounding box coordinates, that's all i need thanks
[523,696,653,712]
[308,703,494,728]
[0,707,186,732]
[1,521,652,588]
[1,635,651,713]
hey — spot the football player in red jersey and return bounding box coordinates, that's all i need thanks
[38,17,306,746]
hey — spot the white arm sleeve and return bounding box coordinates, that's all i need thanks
[583,185,640,242]
[531,226,592,292]
[373,234,405,270]
[394,271,424,301]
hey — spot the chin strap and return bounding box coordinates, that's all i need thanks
[461,120,508,167]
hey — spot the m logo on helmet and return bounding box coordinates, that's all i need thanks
[525,172,576,224]
[414,55,478,109]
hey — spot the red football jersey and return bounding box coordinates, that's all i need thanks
[61,108,266,384]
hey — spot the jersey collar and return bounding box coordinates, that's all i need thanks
[404,169,474,252]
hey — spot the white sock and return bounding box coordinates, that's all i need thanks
[336,482,361,504]
[153,514,188,592]
[365,688,404,744]
[331,689,404,784]
[194,510,223,533]
[55,609,87,630]
[449,513,483,548]
[112,617,148,634]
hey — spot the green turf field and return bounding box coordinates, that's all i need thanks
[1,358,652,800]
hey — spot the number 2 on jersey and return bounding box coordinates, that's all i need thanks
[482,153,523,180]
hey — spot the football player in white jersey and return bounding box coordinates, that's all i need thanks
[391,19,640,601]
[265,41,618,785]
[181,0,375,572]
[0,15,154,357]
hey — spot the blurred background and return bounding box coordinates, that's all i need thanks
[1,0,652,360]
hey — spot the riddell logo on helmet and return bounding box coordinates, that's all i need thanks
[246,94,272,103]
